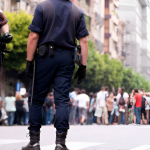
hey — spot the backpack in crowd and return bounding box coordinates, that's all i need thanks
[119,95,125,105]
[141,97,145,109]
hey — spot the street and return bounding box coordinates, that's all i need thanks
[0,124,150,150]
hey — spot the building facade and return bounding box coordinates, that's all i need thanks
[104,0,124,61]
[118,0,150,81]
[0,0,40,14]
[78,0,105,53]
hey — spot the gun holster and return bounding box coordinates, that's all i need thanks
[74,45,81,66]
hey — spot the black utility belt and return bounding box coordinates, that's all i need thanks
[38,44,81,66]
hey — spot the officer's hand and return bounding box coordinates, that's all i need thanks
[0,10,6,25]
[74,64,86,84]
[25,60,33,79]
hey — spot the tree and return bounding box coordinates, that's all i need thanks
[4,11,32,72]
[72,41,150,93]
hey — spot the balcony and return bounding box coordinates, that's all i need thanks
[105,14,111,19]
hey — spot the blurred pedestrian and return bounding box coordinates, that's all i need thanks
[23,93,29,125]
[5,91,16,126]
[95,87,108,125]
[69,88,79,125]
[45,92,55,125]
[106,92,114,124]
[117,87,129,125]
[87,92,95,125]
[132,88,142,125]
[109,92,119,124]
[75,89,90,125]
[140,93,147,124]
[15,94,25,125]
[145,93,150,124]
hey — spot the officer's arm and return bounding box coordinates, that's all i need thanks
[27,31,39,61]
[79,37,88,66]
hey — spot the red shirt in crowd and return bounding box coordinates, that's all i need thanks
[134,93,142,107]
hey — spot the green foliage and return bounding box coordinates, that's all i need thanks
[4,11,32,72]
[4,11,150,93]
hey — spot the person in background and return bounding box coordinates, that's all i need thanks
[69,88,79,125]
[23,93,29,125]
[140,92,147,125]
[109,92,119,124]
[5,91,16,126]
[128,94,134,124]
[15,94,25,125]
[75,89,90,125]
[95,87,108,125]
[144,93,150,124]
[45,92,55,125]
[105,86,109,99]
[87,92,95,125]
[106,92,114,124]
[132,88,142,125]
[130,89,136,124]
[117,87,129,125]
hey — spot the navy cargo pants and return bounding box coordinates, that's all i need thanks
[28,47,75,133]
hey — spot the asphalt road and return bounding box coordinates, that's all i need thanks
[0,124,150,150]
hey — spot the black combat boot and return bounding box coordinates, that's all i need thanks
[55,131,69,150]
[22,130,40,150]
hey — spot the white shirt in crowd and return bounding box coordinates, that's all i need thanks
[97,91,106,108]
[143,96,150,110]
[75,94,90,109]
[104,91,109,98]
[116,92,129,107]
[23,97,29,112]
[5,96,16,112]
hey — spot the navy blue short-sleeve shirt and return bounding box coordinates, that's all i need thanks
[28,0,89,48]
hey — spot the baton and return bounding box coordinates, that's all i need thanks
[30,57,36,106]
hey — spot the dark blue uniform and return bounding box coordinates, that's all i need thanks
[28,0,89,133]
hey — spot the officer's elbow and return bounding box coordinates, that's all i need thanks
[79,37,88,45]
[29,31,39,41]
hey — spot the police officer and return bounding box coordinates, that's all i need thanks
[23,0,89,150]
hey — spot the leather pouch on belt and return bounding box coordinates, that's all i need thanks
[38,45,48,57]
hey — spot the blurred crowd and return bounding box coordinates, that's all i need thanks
[0,86,150,126]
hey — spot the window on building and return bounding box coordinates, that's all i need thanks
[86,0,90,6]
[1,1,4,11]
[114,42,118,53]
[114,23,118,34]
[105,0,109,8]
[114,6,118,15]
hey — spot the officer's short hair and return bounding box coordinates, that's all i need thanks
[81,89,86,94]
